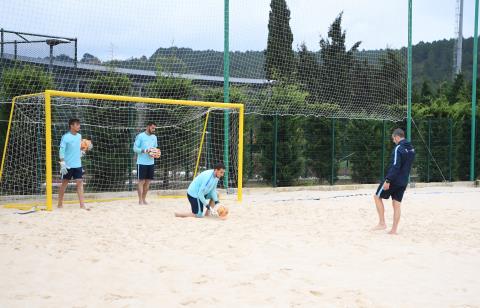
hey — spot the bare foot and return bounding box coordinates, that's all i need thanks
[138,200,144,205]
[80,205,91,211]
[387,230,398,235]
[143,200,149,205]
[57,204,63,209]
[371,224,387,231]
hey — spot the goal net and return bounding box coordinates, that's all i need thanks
[0,90,243,210]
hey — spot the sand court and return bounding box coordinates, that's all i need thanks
[1,185,479,307]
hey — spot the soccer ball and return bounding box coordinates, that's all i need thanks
[149,148,161,159]
[217,205,229,218]
[80,139,93,152]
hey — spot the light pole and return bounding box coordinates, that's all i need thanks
[46,38,70,73]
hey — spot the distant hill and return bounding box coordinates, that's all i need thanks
[81,37,479,86]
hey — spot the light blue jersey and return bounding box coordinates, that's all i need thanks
[187,169,219,206]
[59,132,82,168]
[133,132,158,165]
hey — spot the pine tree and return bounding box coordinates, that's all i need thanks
[264,0,295,81]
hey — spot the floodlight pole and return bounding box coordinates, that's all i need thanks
[46,38,70,73]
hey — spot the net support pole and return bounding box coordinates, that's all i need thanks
[249,127,253,179]
[45,92,53,211]
[471,0,479,181]
[330,118,335,185]
[223,0,230,190]
[407,0,413,142]
[448,118,453,182]
[381,120,386,180]
[238,106,244,201]
[427,119,431,182]
[273,114,278,187]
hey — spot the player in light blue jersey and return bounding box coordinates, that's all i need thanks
[133,121,160,205]
[175,163,226,218]
[57,118,92,210]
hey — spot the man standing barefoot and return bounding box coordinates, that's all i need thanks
[373,128,415,234]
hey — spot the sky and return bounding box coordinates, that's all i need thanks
[1,0,477,60]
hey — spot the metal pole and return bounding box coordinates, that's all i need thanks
[14,40,17,60]
[330,118,335,185]
[223,0,230,189]
[448,118,453,182]
[74,38,79,91]
[249,127,253,179]
[273,115,278,187]
[407,0,413,141]
[381,120,386,180]
[1,28,4,59]
[49,44,53,73]
[471,0,479,181]
[427,119,431,182]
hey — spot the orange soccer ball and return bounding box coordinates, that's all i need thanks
[217,205,229,218]
[80,139,93,152]
[149,148,161,159]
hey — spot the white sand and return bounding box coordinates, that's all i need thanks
[1,186,480,307]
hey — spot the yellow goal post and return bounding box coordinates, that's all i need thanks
[0,90,244,211]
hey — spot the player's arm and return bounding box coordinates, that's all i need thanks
[59,136,68,175]
[133,135,147,154]
[385,146,402,183]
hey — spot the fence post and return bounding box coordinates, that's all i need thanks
[381,120,386,180]
[330,118,335,185]
[249,127,253,179]
[427,119,431,182]
[273,115,278,187]
[448,118,453,182]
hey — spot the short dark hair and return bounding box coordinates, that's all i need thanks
[146,121,156,127]
[392,128,405,138]
[69,118,80,128]
[214,162,226,170]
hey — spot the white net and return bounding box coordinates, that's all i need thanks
[0,0,407,121]
[0,93,240,207]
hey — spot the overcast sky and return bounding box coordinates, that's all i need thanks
[1,0,477,60]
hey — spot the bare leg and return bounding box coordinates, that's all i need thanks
[142,180,151,204]
[137,180,145,204]
[372,195,387,230]
[388,200,401,235]
[174,212,196,218]
[76,179,88,210]
[57,179,69,208]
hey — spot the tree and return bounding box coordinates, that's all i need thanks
[85,73,133,191]
[144,67,197,189]
[297,43,320,102]
[318,12,361,106]
[0,65,54,194]
[264,0,295,81]
[420,80,433,104]
[303,117,337,183]
[257,83,306,186]
[80,53,101,64]
[202,87,247,186]
[447,73,468,104]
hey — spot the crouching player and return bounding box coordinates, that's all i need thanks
[175,163,228,219]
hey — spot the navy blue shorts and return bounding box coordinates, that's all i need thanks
[187,193,207,217]
[62,167,84,180]
[376,181,407,202]
[137,164,154,180]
